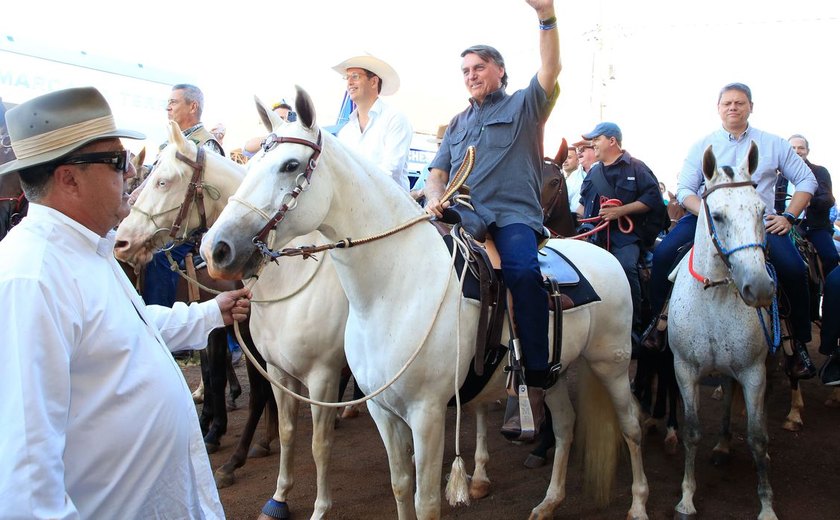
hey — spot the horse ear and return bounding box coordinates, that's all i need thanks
[254,96,275,132]
[294,85,316,129]
[169,120,188,152]
[136,147,146,166]
[553,138,569,165]
[746,140,759,176]
[701,144,716,181]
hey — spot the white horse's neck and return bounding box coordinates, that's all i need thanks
[310,139,456,310]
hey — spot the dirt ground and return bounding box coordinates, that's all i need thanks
[185,339,840,520]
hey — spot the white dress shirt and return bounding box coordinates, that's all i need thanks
[338,97,413,190]
[0,204,225,519]
[564,165,586,207]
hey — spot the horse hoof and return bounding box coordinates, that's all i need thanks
[469,478,491,500]
[674,512,697,520]
[214,469,235,489]
[710,449,731,466]
[523,453,547,469]
[782,419,803,432]
[248,443,271,458]
[341,405,360,419]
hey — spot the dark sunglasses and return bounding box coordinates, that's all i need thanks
[61,150,131,174]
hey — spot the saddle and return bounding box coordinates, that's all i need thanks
[436,206,601,403]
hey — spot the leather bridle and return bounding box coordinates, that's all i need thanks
[245,132,322,257]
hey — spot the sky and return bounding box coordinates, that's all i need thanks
[3,0,839,190]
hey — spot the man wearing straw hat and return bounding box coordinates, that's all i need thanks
[333,53,413,191]
[0,86,251,519]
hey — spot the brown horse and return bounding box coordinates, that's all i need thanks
[540,138,576,237]
[0,100,27,241]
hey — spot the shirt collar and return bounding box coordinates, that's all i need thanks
[182,123,204,137]
[722,123,750,142]
[27,203,116,258]
[469,87,506,108]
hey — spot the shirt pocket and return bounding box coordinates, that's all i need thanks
[449,127,468,165]
[614,175,639,203]
[483,116,514,148]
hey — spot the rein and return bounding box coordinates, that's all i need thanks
[566,197,634,248]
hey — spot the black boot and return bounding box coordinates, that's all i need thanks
[785,341,817,380]
[500,387,546,442]
[819,347,840,386]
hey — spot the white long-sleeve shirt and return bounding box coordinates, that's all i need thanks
[0,204,225,520]
[338,97,413,191]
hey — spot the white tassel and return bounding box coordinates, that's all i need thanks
[445,456,470,506]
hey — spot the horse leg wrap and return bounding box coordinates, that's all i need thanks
[261,498,290,519]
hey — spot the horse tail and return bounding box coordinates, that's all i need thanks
[575,357,622,507]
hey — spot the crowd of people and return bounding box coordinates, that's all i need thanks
[1,0,837,516]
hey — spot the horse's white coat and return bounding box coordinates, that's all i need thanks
[201,90,650,520]
[668,142,778,520]
[114,121,349,520]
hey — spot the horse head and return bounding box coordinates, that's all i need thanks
[202,87,329,280]
[202,85,418,281]
[698,140,774,307]
[114,120,246,268]
[540,138,576,237]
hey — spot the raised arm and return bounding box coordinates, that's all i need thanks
[527,0,561,96]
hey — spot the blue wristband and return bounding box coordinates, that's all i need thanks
[781,211,796,224]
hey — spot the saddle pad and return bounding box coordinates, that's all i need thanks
[540,246,601,308]
[538,245,580,285]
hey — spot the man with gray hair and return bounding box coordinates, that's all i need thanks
[165,83,223,157]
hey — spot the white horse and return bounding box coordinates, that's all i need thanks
[114,120,349,520]
[668,141,778,520]
[201,87,649,520]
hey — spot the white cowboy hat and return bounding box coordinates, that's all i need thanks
[332,54,400,96]
[0,86,144,176]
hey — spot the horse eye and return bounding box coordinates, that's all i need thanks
[282,160,300,173]
[711,213,724,223]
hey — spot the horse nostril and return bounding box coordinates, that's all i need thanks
[212,241,232,266]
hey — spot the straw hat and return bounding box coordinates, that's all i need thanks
[0,86,144,176]
[332,54,400,96]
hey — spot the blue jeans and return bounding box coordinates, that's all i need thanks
[141,243,194,307]
[610,242,641,330]
[649,214,811,342]
[821,267,840,355]
[649,214,698,318]
[490,223,549,376]
[805,228,839,277]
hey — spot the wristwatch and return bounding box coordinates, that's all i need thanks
[781,211,796,225]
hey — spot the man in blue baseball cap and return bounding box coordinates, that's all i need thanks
[575,121,662,337]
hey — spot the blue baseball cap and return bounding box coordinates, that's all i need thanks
[582,122,622,142]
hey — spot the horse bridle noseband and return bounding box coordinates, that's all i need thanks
[701,180,763,273]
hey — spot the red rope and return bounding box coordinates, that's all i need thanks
[565,197,634,250]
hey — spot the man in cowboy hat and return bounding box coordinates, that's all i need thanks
[0,86,251,519]
[333,53,413,190]
[332,53,414,417]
